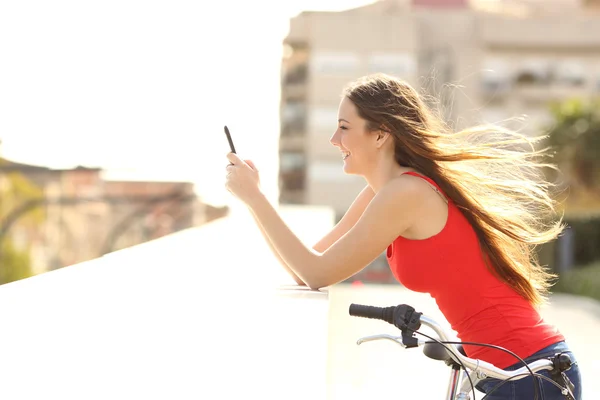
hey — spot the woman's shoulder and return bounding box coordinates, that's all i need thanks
[386,170,439,193]
[381,173,424,196]
[377,172,449,215]
[374,172,437,208]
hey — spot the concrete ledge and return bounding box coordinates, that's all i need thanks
[0,205,335,400]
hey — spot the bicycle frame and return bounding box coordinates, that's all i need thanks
[445,363,485,400]
[356,315,559,400]
[446,367,465,400]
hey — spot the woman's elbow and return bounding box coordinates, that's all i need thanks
[304,277,330,291]
[299,259,336,290]
[290,277,322,290]
[293,277,308,286]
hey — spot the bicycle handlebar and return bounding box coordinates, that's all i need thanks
[348,304,395,324]
[349,303,558,382]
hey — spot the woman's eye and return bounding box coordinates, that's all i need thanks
[339,126,348,130]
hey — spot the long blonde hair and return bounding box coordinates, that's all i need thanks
[344,73,563,306]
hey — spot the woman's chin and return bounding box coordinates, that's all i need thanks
[342,160,355,174]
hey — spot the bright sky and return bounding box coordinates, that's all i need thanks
[0,0,376,206]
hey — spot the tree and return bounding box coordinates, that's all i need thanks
[544,98,600,269]
[0,238,32,284]
[0,158,45,285]
[545,98,600,213]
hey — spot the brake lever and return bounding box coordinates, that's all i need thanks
[357,334,426,347]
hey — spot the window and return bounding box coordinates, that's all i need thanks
[284,64,308,85]
[514,59,550,85]
[554,60,586,86]
[280,152,306,172]
[481,58,511,94]
[367,53,416,77]
[279,151,306,191]
[310,52,360,75]
[281,101,306,135]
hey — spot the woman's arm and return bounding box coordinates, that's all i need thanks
[247,178,422,289]
[250,210,306,285]
[312,185,375,253]
[252,185,375,286]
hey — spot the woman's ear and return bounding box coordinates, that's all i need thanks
[375,129,391,148]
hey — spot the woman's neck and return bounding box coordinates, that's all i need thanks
[364,158,414,193]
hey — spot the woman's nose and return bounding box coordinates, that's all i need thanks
[329,130,339,146]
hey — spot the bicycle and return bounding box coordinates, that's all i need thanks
[349,303,577,400]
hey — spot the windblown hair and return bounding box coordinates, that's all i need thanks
[344,73,564,306]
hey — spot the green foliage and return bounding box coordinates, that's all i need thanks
[0,160,45,224]
[546,98,600,188]
[0,158,45,284]
[0,238,33,285]
[553,262,600,302]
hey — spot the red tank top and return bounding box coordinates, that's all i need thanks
[386,172,564,369]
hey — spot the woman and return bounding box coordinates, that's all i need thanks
[224,74,582,399]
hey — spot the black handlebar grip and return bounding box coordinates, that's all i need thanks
[349,304,395,325]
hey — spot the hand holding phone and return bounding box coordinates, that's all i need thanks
[224,125,236,154]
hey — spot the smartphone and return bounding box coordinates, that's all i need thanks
[223,125,236,154]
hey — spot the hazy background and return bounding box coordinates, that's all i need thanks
[0,0,378,207]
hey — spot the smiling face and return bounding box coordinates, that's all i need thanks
[329,96,382,176]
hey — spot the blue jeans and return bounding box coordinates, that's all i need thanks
[475,341,582,399]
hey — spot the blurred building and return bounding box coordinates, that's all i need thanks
[279,0,600,218]
[0,158,209,275]
[102,180,199,254]
[278,0,600,283]
[0,160,103,273]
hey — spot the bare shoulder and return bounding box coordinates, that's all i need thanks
[371,174,444,216]
[379,173,432,199]
[369,174,427,211]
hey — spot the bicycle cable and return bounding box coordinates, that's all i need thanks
[401,328,477,400]
[480,372,574,399]
[405,327,542,400]
[348,303,565,399]
[433,340,542,400]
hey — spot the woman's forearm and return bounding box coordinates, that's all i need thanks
[250,209,306,286]
[248,193,326,288]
